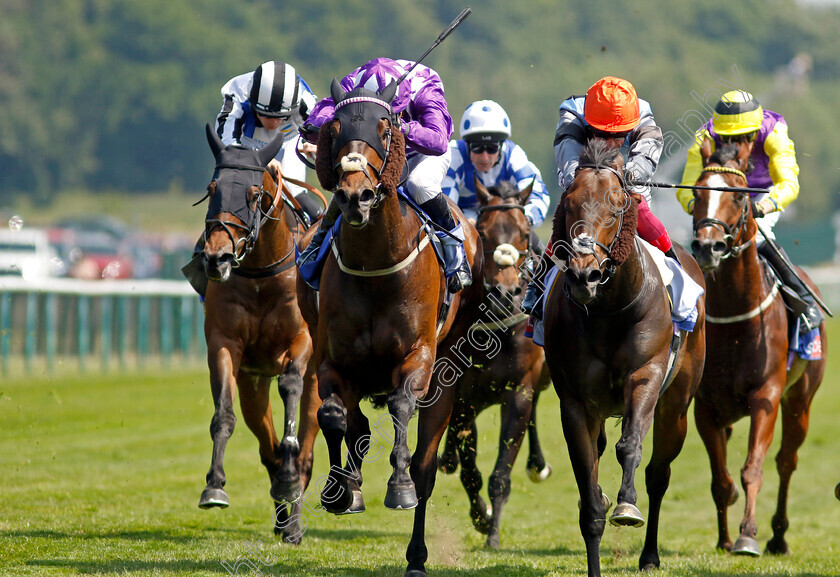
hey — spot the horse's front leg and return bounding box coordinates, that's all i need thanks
[340,406,371,514]
[317,361,357,514]
[405,360,456,577]
[271,332,311,503]
[610,369,661,528]
[732,381,783,556]
[559,392,606,577]
[452,407,491,535]
[199,344,241,508]
[526,369,553,482]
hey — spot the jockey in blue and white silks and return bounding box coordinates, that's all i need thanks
[442,100,549,228]
[214,61,320,219]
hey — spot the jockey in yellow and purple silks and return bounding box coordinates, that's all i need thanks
[679,90,822,333]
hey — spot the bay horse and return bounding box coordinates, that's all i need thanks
[302,80,482,576]
[196,125,314,543]
[690,139,827,556]
[437,177,553,549]
[542,140,706,576]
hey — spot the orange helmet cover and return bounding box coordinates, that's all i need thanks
[584,76,641,132]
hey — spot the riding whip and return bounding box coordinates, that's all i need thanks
[753,219,833,317]
[631,180,770,195]
[394,7,472,87]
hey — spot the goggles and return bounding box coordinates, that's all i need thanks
[590,127,631,140]
[469,141,501,155]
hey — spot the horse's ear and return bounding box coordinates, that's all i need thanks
[378,81,398,105]
[474,175,491,206]
[700,137,713,165]
[737,138,754,171]
[330,78,346,103]
[258,131,285,167]
[518,177,534,206]
[206,123,224,160]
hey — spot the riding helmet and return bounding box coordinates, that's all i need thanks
[459,100,511,143]
[249,61,301,117]
[712,91,764,136]
[583,76,641,132]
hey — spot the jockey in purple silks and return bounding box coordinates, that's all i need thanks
[296,57,472,293]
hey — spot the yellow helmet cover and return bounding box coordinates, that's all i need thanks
[712,90,763,136]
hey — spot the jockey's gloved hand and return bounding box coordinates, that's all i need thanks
[299,122,320,144]
[751,198,774,218]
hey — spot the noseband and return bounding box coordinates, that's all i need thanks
[692,166,754,259]
[477,202,535,290]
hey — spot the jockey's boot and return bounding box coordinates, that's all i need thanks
[522,246,554,321]
[664,246,682,267]
[295,198,340,288]
[295,193,324,227]
[758,241,824,333]
[420,195,471,293]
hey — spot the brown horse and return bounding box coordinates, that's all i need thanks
[196,125,314,543]
[301,81,482,576]
[690,140,827,556]
[542,140,706,576]
[437,178,553,549]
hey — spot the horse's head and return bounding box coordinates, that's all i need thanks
[690,139,755,271]
[475,177,533,314]
[202,124,283,282]
[315,80,406,229]
[551,139,637,305]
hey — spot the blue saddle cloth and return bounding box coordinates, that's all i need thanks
[296,188,445,291]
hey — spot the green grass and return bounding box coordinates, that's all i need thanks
[1,322,839,576]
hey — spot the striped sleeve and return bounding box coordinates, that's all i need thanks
[441,140,467,204]
[509,144,549,227]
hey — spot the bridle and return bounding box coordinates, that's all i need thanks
[203,162,289,270]
[567,163,629,285]
[476,202,535,291]
[692,165,754,259]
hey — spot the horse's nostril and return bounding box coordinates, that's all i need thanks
[512,285,523,296]
[690,240,701,254]
[713,241,727,255]
[334,189,348,204]
[587,269,602,284]
[359,189,375,204]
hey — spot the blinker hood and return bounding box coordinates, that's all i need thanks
[330,78,398,163]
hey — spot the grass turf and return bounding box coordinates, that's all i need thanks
[1,321,839,576]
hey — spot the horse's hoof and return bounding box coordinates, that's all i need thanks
[270,478,301,503]
[528,463,552,483]
[470,502,492,535]
[766,537,789,555]
[577,492,612,513]
[485,533,500,549]
[336,489,366,515]
[730,485,740,506]
[731,535,761,557]
[384,483,418,510]
[198,487,229,509]
[609,503,645,528]
[438,457,458,475]
[282,530,303,546]
[321,484,354,515]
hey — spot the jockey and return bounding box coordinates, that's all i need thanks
[297,57,471,293]
[523,76,676,318]
[679,90,823,332]
[215,61,322,223]
[441,99,549,252]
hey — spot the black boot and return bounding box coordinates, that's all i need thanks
[296,198,340,289]
[758,241,824,332]
[420,195,471,293]
[522,249,553,321]
[664,246,681,267]
[295,193,324,226]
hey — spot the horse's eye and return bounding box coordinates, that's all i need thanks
[734,192,745,203]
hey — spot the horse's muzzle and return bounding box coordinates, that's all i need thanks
[691,238,726,271]
[564,265,601,304]
[203,252,235,282]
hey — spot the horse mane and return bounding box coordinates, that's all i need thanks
[315,122,406,195]
[707,141,755,173]
[550,140,638,266]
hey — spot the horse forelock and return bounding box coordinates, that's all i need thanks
[580,139,622,170]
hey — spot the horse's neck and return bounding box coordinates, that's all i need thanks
[595,244,648,311]
[338,195,419,270]
[706,242,768,313]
